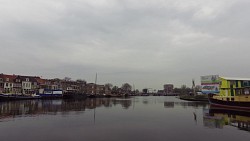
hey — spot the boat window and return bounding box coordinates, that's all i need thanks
[243,81,248,86]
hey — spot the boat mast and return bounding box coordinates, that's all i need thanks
[192,79,196,96]
[94,73,97,124]
[133,84,135,94]
[95,73,97,95]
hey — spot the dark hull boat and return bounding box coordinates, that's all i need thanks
[208,94,250,111]
[87,94,96,98]
[0,94,41,101]
[63,92,87,99]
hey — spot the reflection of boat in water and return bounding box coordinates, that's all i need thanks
[203,106,250,131]
[0,97,133,121]
[208,77,250,110]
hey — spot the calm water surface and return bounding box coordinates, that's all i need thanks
[0,96,249,141]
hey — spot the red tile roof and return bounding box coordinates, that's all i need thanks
[36,77,46,85]
[0,74,17,82]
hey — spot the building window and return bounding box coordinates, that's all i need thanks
[26,78,29,81]
[6,78,9,81]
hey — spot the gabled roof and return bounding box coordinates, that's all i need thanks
[0,74,17,82]
[35,78,46,85]
[220,77,250,81]
[15,75,40,83]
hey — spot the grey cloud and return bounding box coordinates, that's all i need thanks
[0,0,250,90]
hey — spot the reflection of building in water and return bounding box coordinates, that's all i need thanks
[0,98,132,121]
[142,99,149,104]
[113,99,132,109]
[164,102,174,108]
[203,108,250,131]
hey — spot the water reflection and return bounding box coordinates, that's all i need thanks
[164,102,174,108]
[1,97,249,141]
[203,106,250,131]
[164,101,208,108]
[0,97,210,121]
[0,98,132,121]
[0,97,212,122]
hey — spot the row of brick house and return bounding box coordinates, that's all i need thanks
[0,73,111,95]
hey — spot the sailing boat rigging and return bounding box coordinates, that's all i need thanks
[88,73,97,98]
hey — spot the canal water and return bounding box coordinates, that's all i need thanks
[0,96,249,141]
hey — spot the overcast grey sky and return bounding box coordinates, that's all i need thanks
[1,0,250,90]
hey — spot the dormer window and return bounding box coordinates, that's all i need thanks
[26,78,29,81]
[6,78,9,81]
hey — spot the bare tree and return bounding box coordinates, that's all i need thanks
[105,83,113,90]
[76,79,86,83]
[111,86,119,94]
[121,83,132,93]
[64,77,71,81]
[180,85,191,95]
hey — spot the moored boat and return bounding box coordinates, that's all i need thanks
[0,93,41,101]
[179,94,208,102]
[63,92,87,99]
[87,94,96,98]
[208,77,250,110]
[208,94,250,110]
[38,89,63,99]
